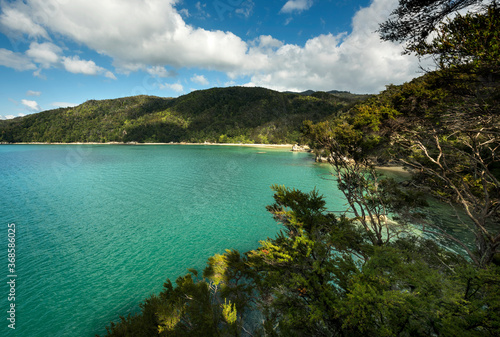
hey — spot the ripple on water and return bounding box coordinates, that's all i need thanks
[0,145,346,336]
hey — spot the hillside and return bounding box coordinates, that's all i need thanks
[0,87,369,144]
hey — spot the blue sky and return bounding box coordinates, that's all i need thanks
[0,0,422,119]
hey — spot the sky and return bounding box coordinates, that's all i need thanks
[0,0,423,119]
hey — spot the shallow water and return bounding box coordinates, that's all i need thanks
[0,144,345,337]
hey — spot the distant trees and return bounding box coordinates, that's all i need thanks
[0,88,364,144]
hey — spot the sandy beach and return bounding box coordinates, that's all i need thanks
[5,141,296,149]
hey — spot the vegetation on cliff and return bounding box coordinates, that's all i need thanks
[0,87,367,144]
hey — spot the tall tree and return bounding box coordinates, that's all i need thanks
[379,0,494,52]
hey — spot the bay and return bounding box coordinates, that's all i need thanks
[0,144,343,337]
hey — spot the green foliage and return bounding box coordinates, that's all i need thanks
[378,0,488,53]
[102,186,500,336]
[303,3,500,266]
[350,102,399,132]
[410,4,500,74]
[0,87,366,145]
[221,299,237,326]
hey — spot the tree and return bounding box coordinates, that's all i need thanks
[251,185,370,336]
[377,1,500,267]
[301,119,428,247]
[394,114,500,267]
[102,184,500,336]
[409,4,500,73]
[378,0,494,52]
[250,186,500,336]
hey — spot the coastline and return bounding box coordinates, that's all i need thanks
[0,142,408,170]
[1,141,297,149]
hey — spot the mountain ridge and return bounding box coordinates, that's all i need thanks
[0,86,369,144]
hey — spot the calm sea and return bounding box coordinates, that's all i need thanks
[0,144,345,337]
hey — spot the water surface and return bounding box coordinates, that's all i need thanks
[0,144,343,336]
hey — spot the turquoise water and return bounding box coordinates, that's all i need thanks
[0,145,343,337]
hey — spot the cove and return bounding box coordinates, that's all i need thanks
[0,144,344,337]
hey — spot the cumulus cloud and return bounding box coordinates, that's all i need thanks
[191,74,209,85]
[62,55,116,79]
[11,0,247,72]
[21,99,41,112]
[243,0,420,93]
[0,40,115,79]
[280,0,313,14]
[0,2,49,39]
[146,66,176,78]
[26,42,61,68]
[0,0,252,73]
[26,90,41,96]
[159,82,184,93]
[62,56,101,75]
[0,0,421,93]
[0,48,36,71]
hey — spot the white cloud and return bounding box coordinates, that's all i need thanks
[0,0,421,93]
[1,112,26,120]
[159,82,184,93]
[51,102,78,108]
[62,55,116,79]
[62,55,101,75]
[3,0,248,73]
[33,68,46,79]
[23,42,116,79]
[146,66,176,78]
[191,74,209,85]
[243,0,420,93]
[105,71,117,80]
[26,90,41,96]
[280,0,313,14]
[0,2,49,39]
[0,48,37,71]
[26,42,62,68]
[21,99,41,112]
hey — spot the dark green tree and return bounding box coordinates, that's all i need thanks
[379,0,494,52]
[102,184,500,336]
[410,4,500,73]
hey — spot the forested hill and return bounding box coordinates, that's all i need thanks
[0,87,368,144]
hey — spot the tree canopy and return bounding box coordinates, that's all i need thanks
[102,185,500,336]
[0,88,368,145]
[379,0,495,52]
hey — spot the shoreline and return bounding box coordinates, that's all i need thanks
[0,142,409,170]
[0,141,297,149]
